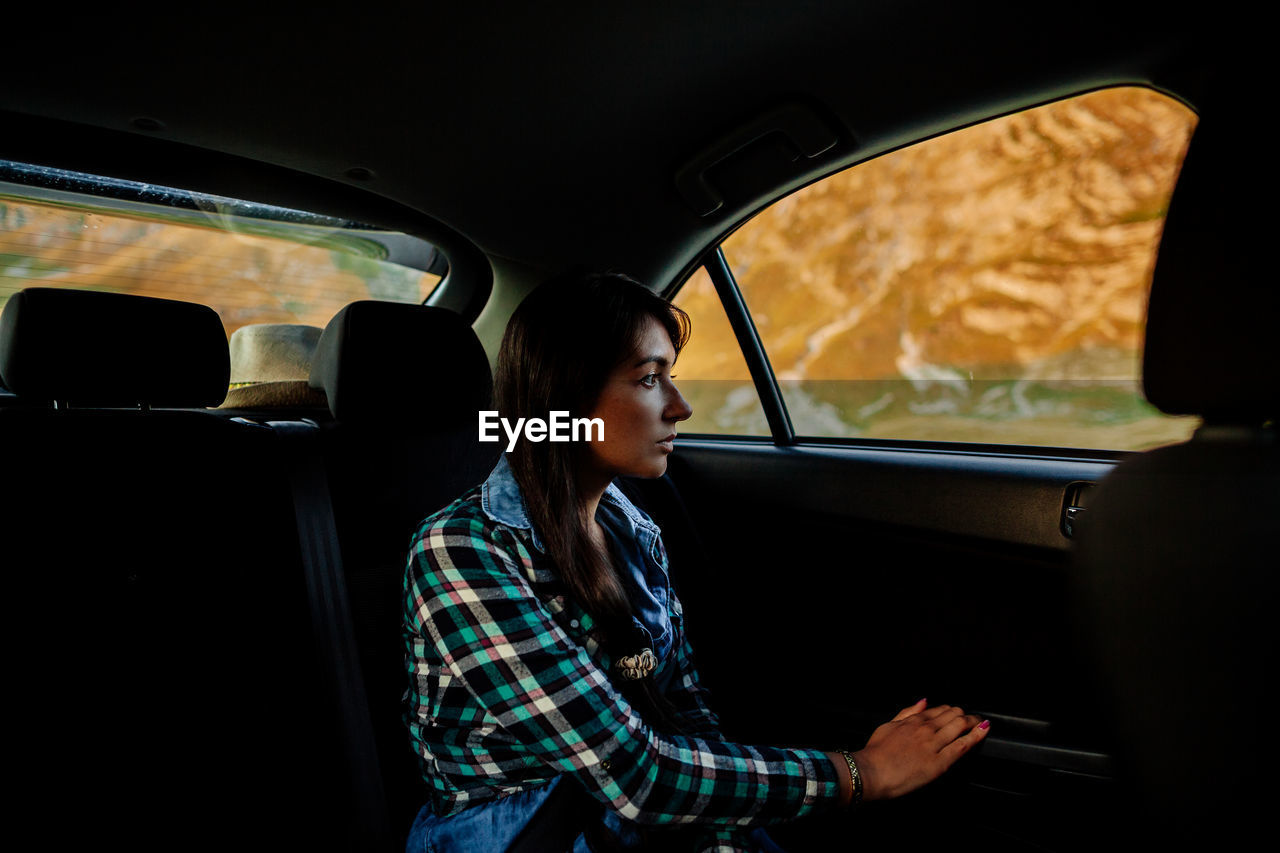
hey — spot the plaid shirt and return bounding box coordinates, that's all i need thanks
[403,456,840,845]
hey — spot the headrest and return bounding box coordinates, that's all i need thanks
[1143,93,1280,423]
[0,288,229,407]
[309,300,491,425]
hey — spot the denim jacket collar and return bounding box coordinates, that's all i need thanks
[480,453,675,667]
[479,453,661,555]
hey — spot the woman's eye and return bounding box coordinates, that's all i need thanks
[640,373,659,388]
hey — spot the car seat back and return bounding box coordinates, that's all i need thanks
[1071,91,1279,841]
[307,300,500,842]
[0,288,348,849]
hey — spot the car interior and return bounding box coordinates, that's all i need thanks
[1,5,1274,851]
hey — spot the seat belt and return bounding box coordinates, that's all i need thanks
[268,419,392,850]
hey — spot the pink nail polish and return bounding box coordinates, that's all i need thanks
[978,720,990,730]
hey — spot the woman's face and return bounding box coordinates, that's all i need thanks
[578,313,693,486]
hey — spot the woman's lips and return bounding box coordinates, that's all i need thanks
[657,434,676,451]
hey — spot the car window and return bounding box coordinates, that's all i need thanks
[672,265,769,436]
[678,86,1200,452]
[0,160,443,342]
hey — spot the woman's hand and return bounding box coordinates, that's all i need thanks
[852,699,990,801]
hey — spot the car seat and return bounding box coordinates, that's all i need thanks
[306,299,501,844]
[1071,87,1278,840]
[0,287,349,849]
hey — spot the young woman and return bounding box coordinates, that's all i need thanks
[402,271,990,852]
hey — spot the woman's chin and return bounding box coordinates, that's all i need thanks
[628,458,668,480]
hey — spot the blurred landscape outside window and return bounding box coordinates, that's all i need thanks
[676,86,1199,451]
[0,165,441,368]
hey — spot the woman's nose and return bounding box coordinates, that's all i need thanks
[665,383,693,422]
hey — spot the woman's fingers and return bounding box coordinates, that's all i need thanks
[939,717,991,763]
[891,697,928,721]
[896,703,979,741]
[919,703,963,721]
[933,713,983,746]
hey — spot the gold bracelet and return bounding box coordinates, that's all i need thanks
[838,750,863,805]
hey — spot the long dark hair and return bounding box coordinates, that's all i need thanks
[495,270,690,731]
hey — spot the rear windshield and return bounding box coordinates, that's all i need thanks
[0,159,443,338]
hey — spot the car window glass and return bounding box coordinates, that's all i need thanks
[671,265,768,436]
[0,161,442,340]
[721,86,1199,451]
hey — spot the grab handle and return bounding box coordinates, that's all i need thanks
[675,103,840,216]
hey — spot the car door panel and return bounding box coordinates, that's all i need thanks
[653,440,1118,848]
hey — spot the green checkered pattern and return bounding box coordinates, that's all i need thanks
[403,486,840,844]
